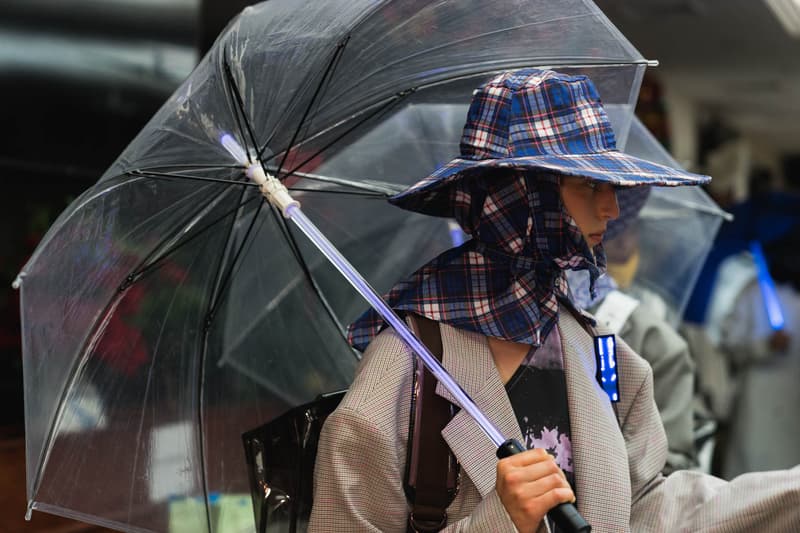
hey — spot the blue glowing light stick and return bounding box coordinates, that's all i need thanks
[594,334,619,403]
[749,240,785,331]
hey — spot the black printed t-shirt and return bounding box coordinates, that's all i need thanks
[505,325,575,530]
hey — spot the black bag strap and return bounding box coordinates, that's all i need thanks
[403,314,459,533]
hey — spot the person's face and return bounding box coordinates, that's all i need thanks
[560,176,620,246]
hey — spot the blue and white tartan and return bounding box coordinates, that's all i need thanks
[390,68,709,217]
[347,171,603,351]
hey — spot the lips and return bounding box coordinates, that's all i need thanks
[588,232,604,244]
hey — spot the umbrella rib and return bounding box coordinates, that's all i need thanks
[324,13,604,104]
[199,192,356,371]
[268,205,353,341]
[223,50,261,165]
[256,36,349,158]
[204,193,268,322]
[278,88,414,183]
[134,163,245,170]
[287,187,386,198]
[130,169,389,197]
[132,194,261,282]
[266,84,418,160]
[128,169,257,188]
[200,194,354,352]
[257,37,349,163]
[262,167,403,196]
[270,36,350,178]
[25,185,250,505]
[191,182,259,533]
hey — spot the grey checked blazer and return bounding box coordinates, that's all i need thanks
[309,311,800,532]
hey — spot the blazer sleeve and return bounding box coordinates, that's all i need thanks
[622,351,800,531]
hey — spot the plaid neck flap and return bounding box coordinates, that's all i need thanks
[347,170,606,351]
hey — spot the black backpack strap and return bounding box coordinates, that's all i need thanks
[403,314,459,533]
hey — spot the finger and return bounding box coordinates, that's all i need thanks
[498,447,552,468]
[499,456,565,487]
[499,471,574,514]
[518,472,574,502]
[545,486,577,507]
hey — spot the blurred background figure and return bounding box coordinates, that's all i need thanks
[700,155,800,478]
[712,229,800,478]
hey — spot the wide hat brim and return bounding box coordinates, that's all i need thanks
[390,150,711,216]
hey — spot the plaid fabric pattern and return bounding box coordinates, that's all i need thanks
[347,170,604,350]
[390,68,709,217]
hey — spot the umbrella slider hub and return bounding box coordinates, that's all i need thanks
[248,164,300,216]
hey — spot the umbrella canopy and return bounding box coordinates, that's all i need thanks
[17,1,648,531]
[614,117,729,325]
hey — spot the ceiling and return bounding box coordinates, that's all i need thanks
[1,0,799,189]
[0,0,207,190]
[595,0,800,155]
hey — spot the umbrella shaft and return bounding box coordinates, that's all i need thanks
[285,203,506,447]
[239,149,505,443]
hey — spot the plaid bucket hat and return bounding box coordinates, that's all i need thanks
[390,68,710,216]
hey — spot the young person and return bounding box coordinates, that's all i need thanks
[309,69,800,532]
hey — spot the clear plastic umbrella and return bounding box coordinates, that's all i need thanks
[610,117,731,325]
[16,1,648,531]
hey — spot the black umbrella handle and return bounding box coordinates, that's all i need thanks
[496,439,591,533]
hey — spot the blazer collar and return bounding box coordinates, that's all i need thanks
[436,323,523,497]
[436,314,631,530]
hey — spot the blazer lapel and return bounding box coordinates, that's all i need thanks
[560,312,631,531]
[435,323,523,498]
[431,316,633,532]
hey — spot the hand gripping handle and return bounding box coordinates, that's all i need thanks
[496,439,591,533]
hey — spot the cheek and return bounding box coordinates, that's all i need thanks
[561,192,592,230]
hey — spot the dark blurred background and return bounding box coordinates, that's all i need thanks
[0,2,250,531]
[1,0,799,531]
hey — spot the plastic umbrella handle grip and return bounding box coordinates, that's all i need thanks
[497,439,591,533]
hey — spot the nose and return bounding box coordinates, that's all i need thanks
[597,186,620,221]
